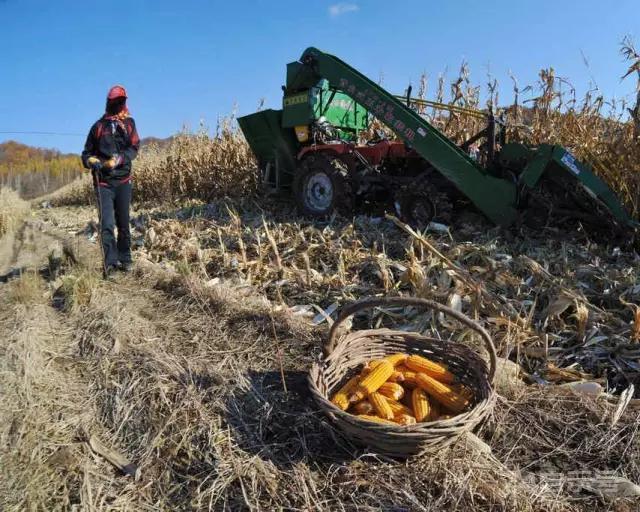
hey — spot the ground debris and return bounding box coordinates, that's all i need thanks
[138,197,640,397]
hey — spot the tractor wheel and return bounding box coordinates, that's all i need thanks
[398,172,451,229]
[398,193,436,230]
[293,153,352,217]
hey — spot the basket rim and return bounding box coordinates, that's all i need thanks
[309,333,496,435]
[326,296,497,384]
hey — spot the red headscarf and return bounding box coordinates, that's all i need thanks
[104,85,130,121]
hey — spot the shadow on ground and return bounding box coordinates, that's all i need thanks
[223,370,359,469]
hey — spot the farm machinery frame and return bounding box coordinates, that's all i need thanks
[239,47,637,235]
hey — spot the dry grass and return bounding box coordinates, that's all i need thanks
[1,256,638,510]
[6,270,43,304]
[0,187,29,238]
[57,269,99,311]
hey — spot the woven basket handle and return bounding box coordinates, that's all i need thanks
[325,297,497,384]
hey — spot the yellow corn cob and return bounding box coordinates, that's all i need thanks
[362,360,404,381]
[359,360,381,377]
[349,360,393,402]
[411,388,431,422]
[394,413,417,426]
[386,398,414,417]
[369,392,394,420]
[399,370,419,388]
[365,353,408,369]
[352,400,373,415]
[384,353,409,367]
[363,359,384,371]
[387,370,405,383]
[415,373,469,413]
[330,374,361,410]
[451,383,474,401]
[377,382,405,401]
[357,414,396,425]
[405,354,456,384]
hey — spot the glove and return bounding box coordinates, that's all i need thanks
[103,154,124,170]
[87,156,103,172]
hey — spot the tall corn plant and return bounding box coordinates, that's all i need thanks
[621,36,640,139]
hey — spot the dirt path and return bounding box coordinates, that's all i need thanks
[0,219,63,277]
[0,204,95,278]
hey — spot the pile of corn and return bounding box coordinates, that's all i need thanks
[331,353,473,425]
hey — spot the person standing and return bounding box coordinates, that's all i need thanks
[82,85,140,276]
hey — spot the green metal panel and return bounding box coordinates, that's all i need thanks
[298,47,518,227]
[237,109,298,178]
[286,61,316,91]
[312,80,368,132]
[282,91,312,127]
[519,144,636,227]
[282,80,369,135]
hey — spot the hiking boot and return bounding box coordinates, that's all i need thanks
[104,264,118,280]
[118,261,132,273]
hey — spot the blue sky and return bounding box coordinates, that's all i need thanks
[1,0,638,154]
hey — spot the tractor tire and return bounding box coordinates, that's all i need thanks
[293,153,353,218]
[398,172,452,228]
[397,193,436,230]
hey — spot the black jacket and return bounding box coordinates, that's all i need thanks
[81,116,140,181]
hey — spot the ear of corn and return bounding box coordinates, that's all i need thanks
[330,374,361,410]
[349,360,394,402]
[357,414,396,425]
[387,398,414,417]
[352,400,373,415]
[384,353,408,367]
[377,382,405,401]
[386,370,405,383]
[411,388,431,422]
[415,373,469,413]
[451,383,474,401]
[406,354,456,384]
[363,359,383,371]
[369,392,394,420]
[399,370,419,388]
[394,413,417,426]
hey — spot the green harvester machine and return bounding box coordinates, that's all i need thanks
[239,47,637,237]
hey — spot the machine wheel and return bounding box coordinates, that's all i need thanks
[293,153,352,217]
[398,193,436,230]
[398,172,452,229]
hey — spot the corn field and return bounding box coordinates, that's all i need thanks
[49,41,640,219]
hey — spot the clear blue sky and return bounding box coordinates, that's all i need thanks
[1,0,638,154]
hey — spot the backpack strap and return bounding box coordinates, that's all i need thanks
[95,120,104,140]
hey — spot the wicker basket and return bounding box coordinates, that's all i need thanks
[308,297,497,458]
